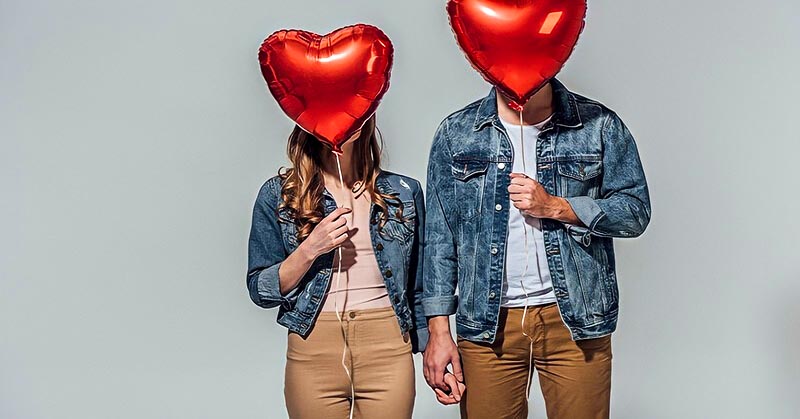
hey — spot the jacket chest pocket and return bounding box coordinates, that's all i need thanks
[379,200,416,243]
[451,159,489,221]
[556,158,603,199]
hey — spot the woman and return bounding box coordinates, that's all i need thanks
[247,115,426,418]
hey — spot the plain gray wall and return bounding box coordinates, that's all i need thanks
[2,0,799,418]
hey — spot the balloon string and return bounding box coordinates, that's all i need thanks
[517,107,540,399]
[333,151,355,419]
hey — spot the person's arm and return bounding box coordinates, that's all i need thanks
[421,121,464,404]
[247,180,351,309]
[407,180,429,354]
[563,112,651,242]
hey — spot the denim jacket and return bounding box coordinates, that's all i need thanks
[247,171,428,352]
[423,79,651,343]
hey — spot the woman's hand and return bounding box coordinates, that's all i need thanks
[278,207,352,295]
[299,207,352,258]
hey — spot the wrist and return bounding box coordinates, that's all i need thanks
[547,196,570,220]
[428,316,452,337]
[297,241,319,262]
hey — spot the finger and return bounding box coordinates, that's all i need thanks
[512,199,531,210]
[444,373,462,402]
[328,215,348,228]
[432,364,448,391]
[331,231,350,246]
[509,172,529,179]
[331,224,349,237]
[423,363,433,388]
[434,388,458,405]
[452,356,464,382]
[326,207,352,221]
[508,184,526,194]
[509,178,533,188]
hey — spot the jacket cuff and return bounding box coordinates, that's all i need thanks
[565,196,605,231]
[257,262,298,309]
[413,327,429,354]
[422,295,457,317]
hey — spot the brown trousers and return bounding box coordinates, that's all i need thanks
[458,304,612,419]
[284,307,415,419]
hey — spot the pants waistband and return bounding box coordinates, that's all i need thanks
[316,306,396,322]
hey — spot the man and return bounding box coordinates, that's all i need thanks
[422,78,651,418]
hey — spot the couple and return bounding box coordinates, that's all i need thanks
[247,76,651,418]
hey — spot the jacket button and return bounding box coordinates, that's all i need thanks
[385,269,393,278]
[498,163,506,170]
[376,243,384,251]
[489,291,496,299]
[495,204,502,211]
[491,247,498,255]
[483,332,490,339]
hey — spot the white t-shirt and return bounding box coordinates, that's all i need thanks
[500,116,557,307]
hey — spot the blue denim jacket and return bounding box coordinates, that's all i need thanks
[423,79,651,343]
[247,171,428,352]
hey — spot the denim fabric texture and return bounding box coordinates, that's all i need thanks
[248,171,428,352]
[423,79,651,343]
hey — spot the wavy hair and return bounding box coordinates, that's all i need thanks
[277,116,401,242]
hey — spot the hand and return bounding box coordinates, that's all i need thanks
[423,317,464,405]
[509,173,580,222]
[433,373,467,405]
[299,207,352,258]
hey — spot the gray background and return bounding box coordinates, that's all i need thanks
[2,0,799,418]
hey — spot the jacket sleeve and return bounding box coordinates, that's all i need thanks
[564,112,652,244]
[246,179,297,309]
[422,121,459,318]
[408,180,429,353]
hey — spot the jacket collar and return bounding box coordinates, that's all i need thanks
[375,171,398,196]
[473,78,583,131]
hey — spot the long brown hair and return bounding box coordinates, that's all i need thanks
[278,115,400,242]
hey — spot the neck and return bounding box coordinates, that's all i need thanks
[322,141,357,186]
[497,82,554,126]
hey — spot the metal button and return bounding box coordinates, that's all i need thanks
[376,243,384,251]
[385,269,393,278]
[495,204,502,211]
[349,311,356,319]
[498,163,506,170]
[483,332,490,339]
[489,291,496,299]
[491,247,498,255]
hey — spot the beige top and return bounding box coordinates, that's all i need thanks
[321,178,391,312]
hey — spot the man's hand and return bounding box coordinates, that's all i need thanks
[423,316,464,405]
[508,173,581,225]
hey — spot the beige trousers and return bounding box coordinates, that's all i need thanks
[284,307,415,419]
[458,304,613,419]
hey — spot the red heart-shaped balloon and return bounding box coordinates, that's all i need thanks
[448,0,587,109]
[259,25,393,153]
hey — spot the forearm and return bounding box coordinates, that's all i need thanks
[544,196,584,226]
[427,316,452,337]
[277,242,317,295]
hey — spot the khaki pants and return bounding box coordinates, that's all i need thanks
[284,307,415,419]
[458,304,612,419]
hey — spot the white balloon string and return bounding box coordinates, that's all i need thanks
[333,151,355,419]
[518,108,535,398]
